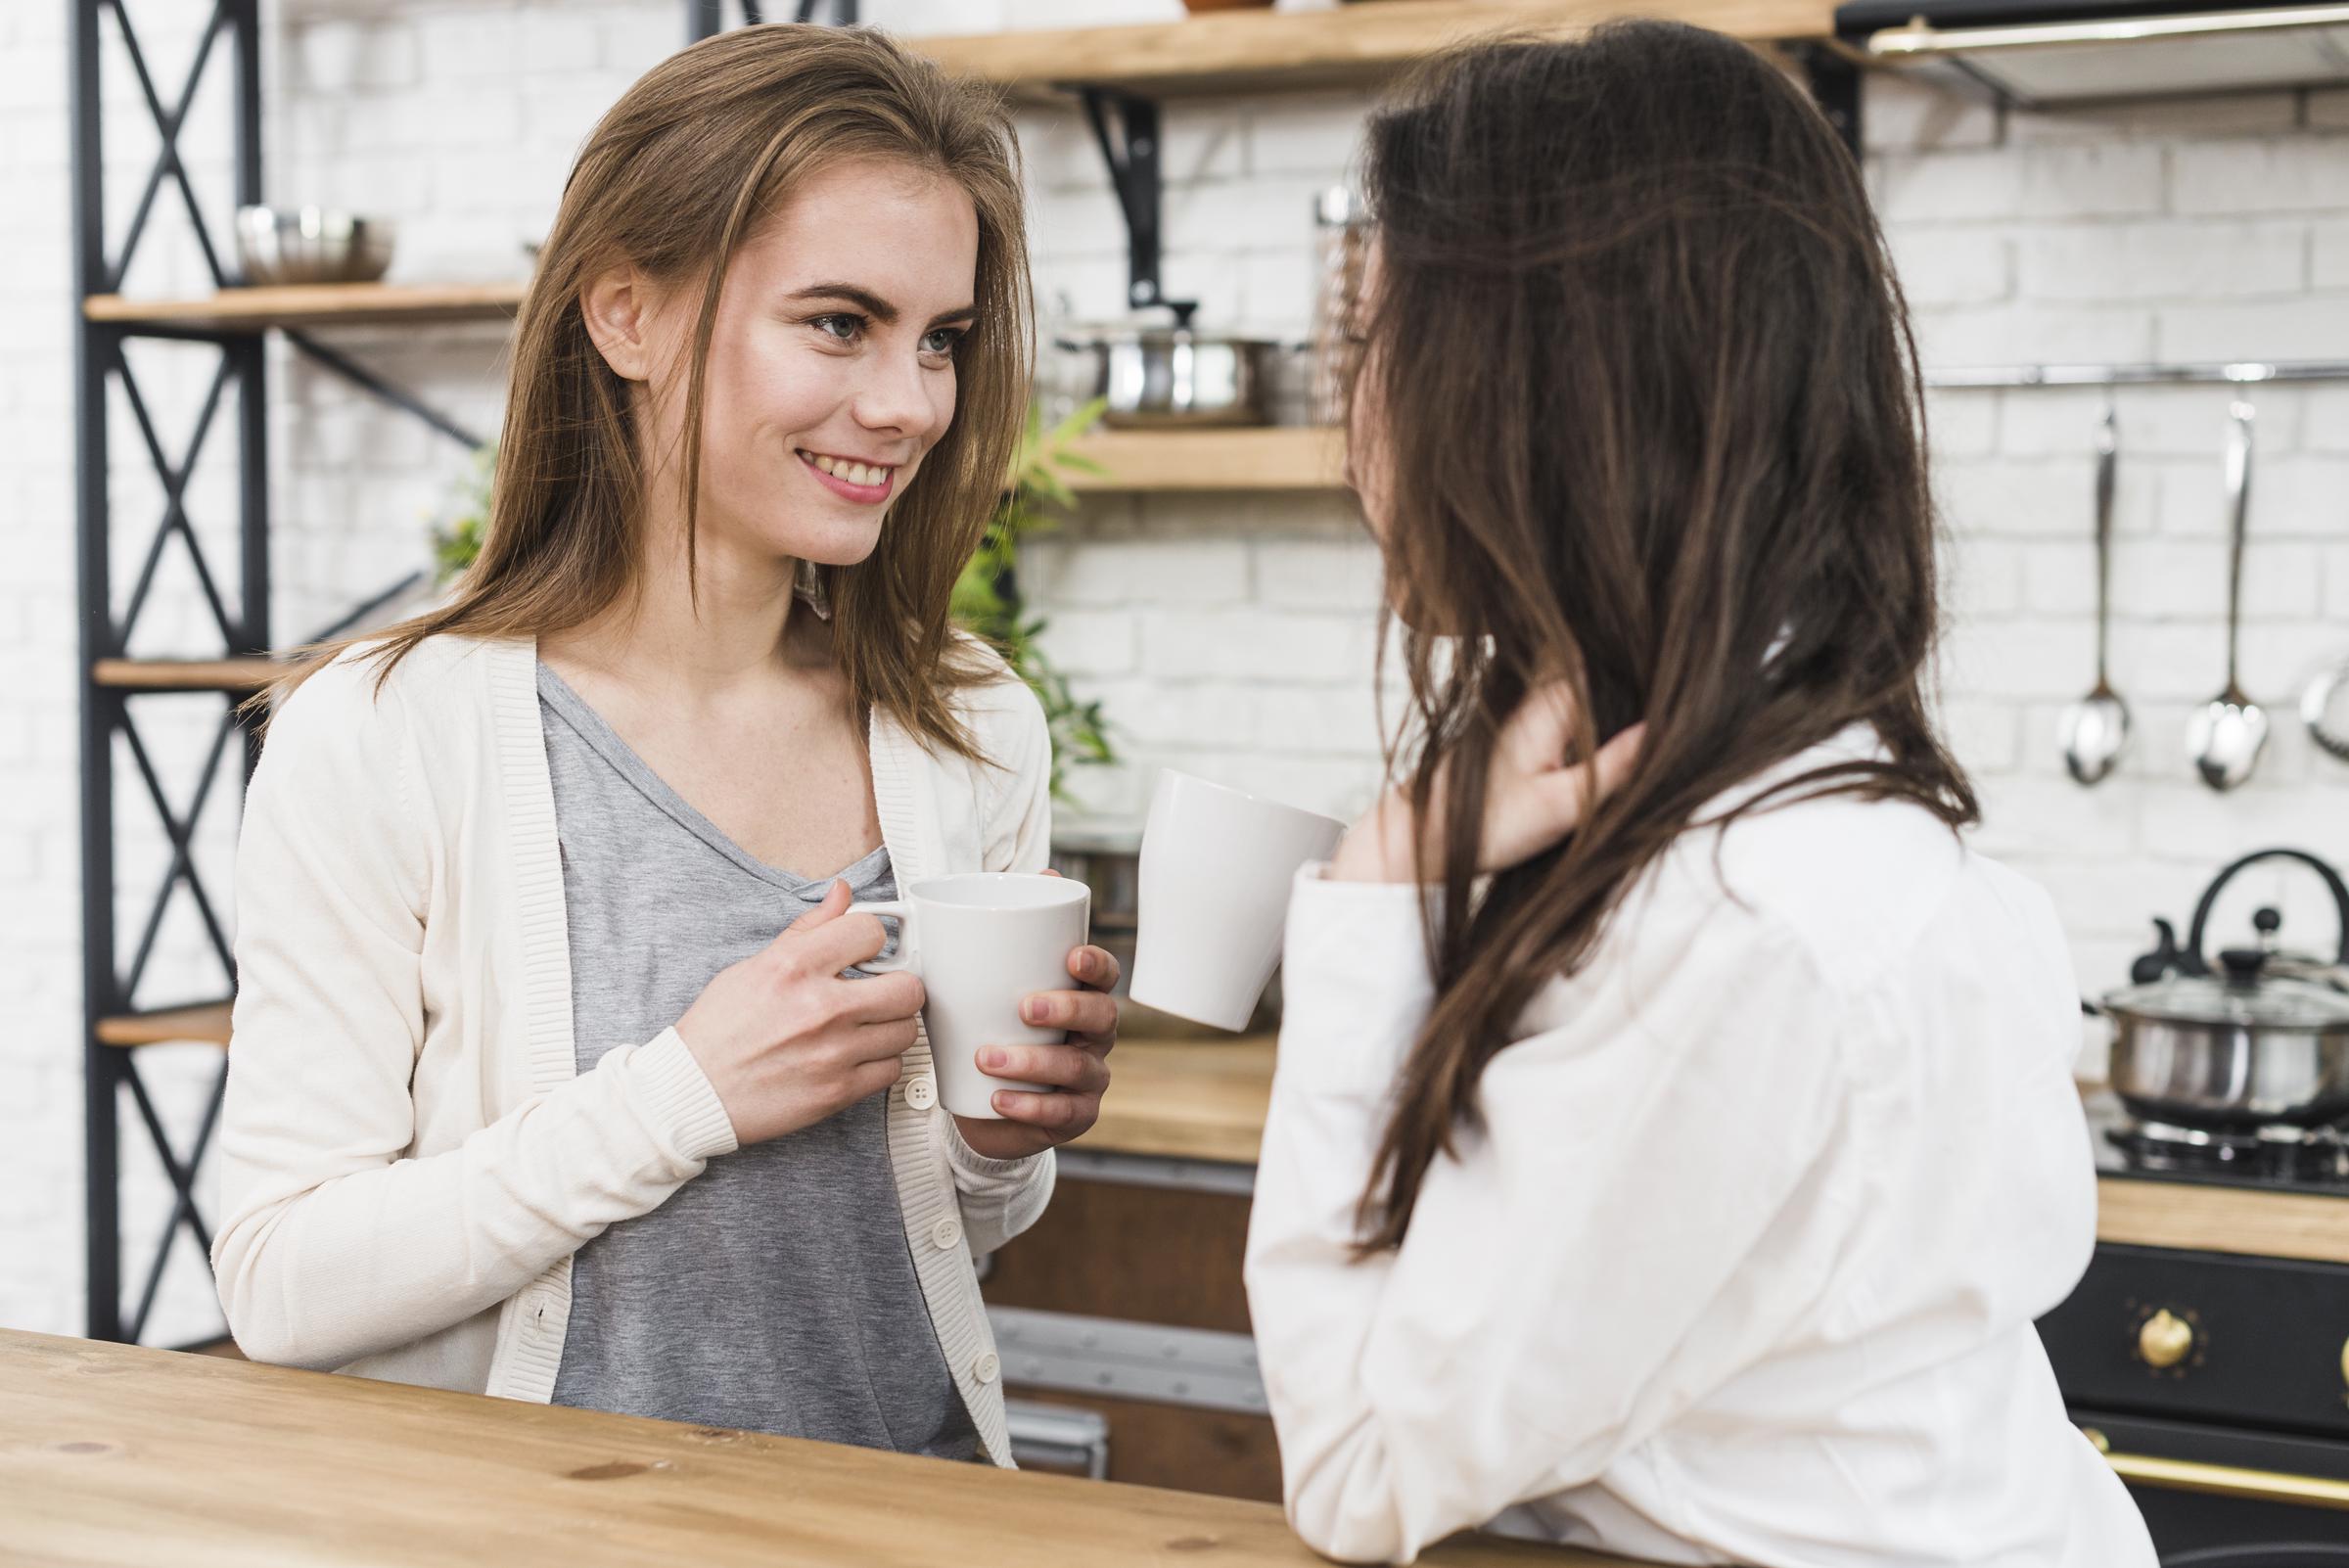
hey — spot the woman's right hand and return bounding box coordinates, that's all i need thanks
[1328,683,1644,885]
[674,881,926,1147]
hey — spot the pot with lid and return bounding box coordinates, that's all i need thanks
[1057,302,1278,429]
[2099,848,2349,1130]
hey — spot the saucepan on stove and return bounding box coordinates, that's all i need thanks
[2096,848,2349,1130]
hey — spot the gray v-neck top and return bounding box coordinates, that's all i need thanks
[536,662,978,1459]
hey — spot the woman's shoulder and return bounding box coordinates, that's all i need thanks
[266,633,511,758]
[1656,774,2065,1027]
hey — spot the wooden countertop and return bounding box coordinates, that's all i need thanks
[1082,1041,2349,1266]
[1081,1033,1276,1165]
[0,1331,1612,1568]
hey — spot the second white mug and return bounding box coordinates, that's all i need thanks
[863,872,1090,1120]
[1129,770,1347,1033]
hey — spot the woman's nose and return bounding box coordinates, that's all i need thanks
[852,349,940,440]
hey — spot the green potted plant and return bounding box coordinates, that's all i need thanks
[949,396,1114,798]
[432,399,1117,800]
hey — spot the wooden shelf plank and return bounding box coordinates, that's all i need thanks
[918,0,1838,97]
[93,658,280,693]
[84,280,527,331]
[1067,426,1345,492]
[97,1002,231,1048]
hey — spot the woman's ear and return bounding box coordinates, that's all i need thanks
[580,264,661,383]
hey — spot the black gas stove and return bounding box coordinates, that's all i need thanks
[2039,1093,2349,1561]
[2096,1100,2349,1192]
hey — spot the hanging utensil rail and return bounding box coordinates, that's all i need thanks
[1926,359,2349,390]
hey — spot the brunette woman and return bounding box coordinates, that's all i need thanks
[1243,23,2155,1565]
[213,26,1117,1466]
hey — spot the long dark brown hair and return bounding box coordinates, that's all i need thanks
[1353,22,1976,1250]
[269,25,1031,758]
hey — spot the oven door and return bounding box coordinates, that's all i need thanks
[2076,1409,2349,1562]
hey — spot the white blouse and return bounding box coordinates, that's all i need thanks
[1243,733,2156,1566]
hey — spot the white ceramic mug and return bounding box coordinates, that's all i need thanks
[863,873,1090,1120]
[1129,770,1347,1033]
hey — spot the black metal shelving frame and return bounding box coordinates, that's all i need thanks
[69,0,468,1346]
[72,0,263,1349]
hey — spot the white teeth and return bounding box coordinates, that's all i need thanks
[805,452,888,487]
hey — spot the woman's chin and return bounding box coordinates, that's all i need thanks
[765,522,884,571]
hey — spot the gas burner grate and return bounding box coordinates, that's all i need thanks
[2103,1119,2349,1188]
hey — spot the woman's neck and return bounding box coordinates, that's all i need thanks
[544,501,825,705]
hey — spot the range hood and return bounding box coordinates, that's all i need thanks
[1835,0,2349,104]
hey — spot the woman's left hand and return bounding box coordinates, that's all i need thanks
[1328,682,1645,884]
[950,942,1121,1162]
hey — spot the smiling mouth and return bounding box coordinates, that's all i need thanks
[794,450,893,485]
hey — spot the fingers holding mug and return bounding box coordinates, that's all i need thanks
[1019,981,1119,1048]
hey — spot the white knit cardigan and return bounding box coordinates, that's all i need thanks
[211,633,1056,1464]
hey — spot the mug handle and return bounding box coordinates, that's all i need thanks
[856,899,916,975]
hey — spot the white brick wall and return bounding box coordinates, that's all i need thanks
[5,2,2348,1337]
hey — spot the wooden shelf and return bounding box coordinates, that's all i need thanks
[918,0,1838,97]
[1067,426,1345,492]
[97,1002,231,1048]
[93,658,279,693]
[83,280,527,331]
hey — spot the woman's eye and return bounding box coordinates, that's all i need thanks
[921,326,966,356]
[810,313,862,343]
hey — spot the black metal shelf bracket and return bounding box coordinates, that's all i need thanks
[284,332,487,453]
[1076,86,1191,319]
[687,0,859,44]
[1798,42,1865,161]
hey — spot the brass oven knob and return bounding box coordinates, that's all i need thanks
[2339,1334,2349,1393]
[2139,1309,2194,1370]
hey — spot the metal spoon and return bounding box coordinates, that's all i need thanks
[2187,400,2268,792]
[2061,408,2129,785]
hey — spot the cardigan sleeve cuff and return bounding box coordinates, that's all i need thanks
[623,1027,740,1165]
[1275,864,1440,1099]
[942,1114,1048,1189]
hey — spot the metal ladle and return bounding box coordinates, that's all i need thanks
[2061,407,2129,785]
[2187,400,2268,792]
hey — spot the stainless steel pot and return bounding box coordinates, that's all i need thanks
[2100,848,2349,1130]
[1058,311,1277,429]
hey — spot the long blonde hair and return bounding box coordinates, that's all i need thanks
[274,24,1032,759]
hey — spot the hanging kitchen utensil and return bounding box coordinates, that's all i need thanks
[2060,406,2130,786]
[2186,400,2268,792]
[2100,847,2349,1130]
[2301,657,2349,763]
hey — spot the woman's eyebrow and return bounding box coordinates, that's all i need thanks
[787,283,976,328]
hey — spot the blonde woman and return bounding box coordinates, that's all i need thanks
[213,26,1118,1466]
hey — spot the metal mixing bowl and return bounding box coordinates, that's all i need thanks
[233,206,395,286]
